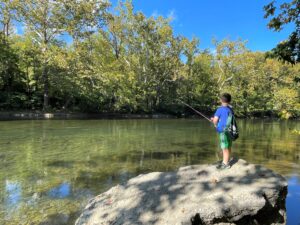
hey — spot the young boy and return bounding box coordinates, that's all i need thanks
[211,93,233,169]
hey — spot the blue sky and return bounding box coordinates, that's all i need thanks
[111,0,294,52]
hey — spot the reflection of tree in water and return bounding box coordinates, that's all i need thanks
[0,119,299,224]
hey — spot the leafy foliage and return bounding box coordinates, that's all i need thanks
[264,0,300,64]
[0,0,299,118]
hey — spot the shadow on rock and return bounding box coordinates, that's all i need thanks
[75,159,287,225]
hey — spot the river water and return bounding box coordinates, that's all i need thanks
[0,119,299,224]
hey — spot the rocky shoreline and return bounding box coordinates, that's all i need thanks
[75,159,287,225]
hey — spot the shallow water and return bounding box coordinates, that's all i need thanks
[0,119,299,225]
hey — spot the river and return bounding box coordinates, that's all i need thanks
[0,119,299,224]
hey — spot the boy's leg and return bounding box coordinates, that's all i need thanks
[219,132,232,166]
[228,147,232,162]
[223,148,230,165]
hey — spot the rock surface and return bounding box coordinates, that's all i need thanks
[75,159,287,225]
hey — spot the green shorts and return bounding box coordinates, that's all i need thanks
[219,132,232,150]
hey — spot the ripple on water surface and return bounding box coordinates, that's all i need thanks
[0,119,299,224]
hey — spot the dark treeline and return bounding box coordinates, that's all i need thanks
[0,0,299,118]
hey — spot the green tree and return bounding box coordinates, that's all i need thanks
[0,0,18,38]
[0,34,26,109]
[0,0,299,118]
[15,0,109,110]
[264,0,300,64]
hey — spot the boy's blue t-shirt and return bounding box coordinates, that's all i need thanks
[214,106,233,133]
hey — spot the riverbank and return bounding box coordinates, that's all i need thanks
[0,111,298,121]
[0,111,176,120]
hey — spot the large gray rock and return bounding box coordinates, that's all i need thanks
[76,159,287,225]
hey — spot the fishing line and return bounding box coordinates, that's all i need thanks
[179,100,212,123]
[178,100,222,161]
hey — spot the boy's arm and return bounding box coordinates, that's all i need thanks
[211,116,219,127]
[211,108,220,127]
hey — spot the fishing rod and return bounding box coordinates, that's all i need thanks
[180,100,212,123]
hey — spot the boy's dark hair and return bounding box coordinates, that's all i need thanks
[221,93,231,103]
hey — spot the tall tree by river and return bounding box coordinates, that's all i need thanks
[0,0,299,118]
[14,0,110,110]
[264,0,300,64]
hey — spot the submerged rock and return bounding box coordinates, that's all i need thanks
[75,159,287,225]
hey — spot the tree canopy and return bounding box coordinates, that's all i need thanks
[264,0,300,64]
[0,0,299,118]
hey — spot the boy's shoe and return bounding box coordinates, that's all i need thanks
[215,157,234,167]
[217,162,231,170]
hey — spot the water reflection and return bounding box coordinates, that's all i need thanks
[287,176,300,225]
[5,180,21,208]
[47,183,71,199]
[0,119,299,224]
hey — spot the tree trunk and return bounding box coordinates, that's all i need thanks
[42,64,49,111]
[42,25,49,111]
[5,18,10,37]
[63,97,72,111]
